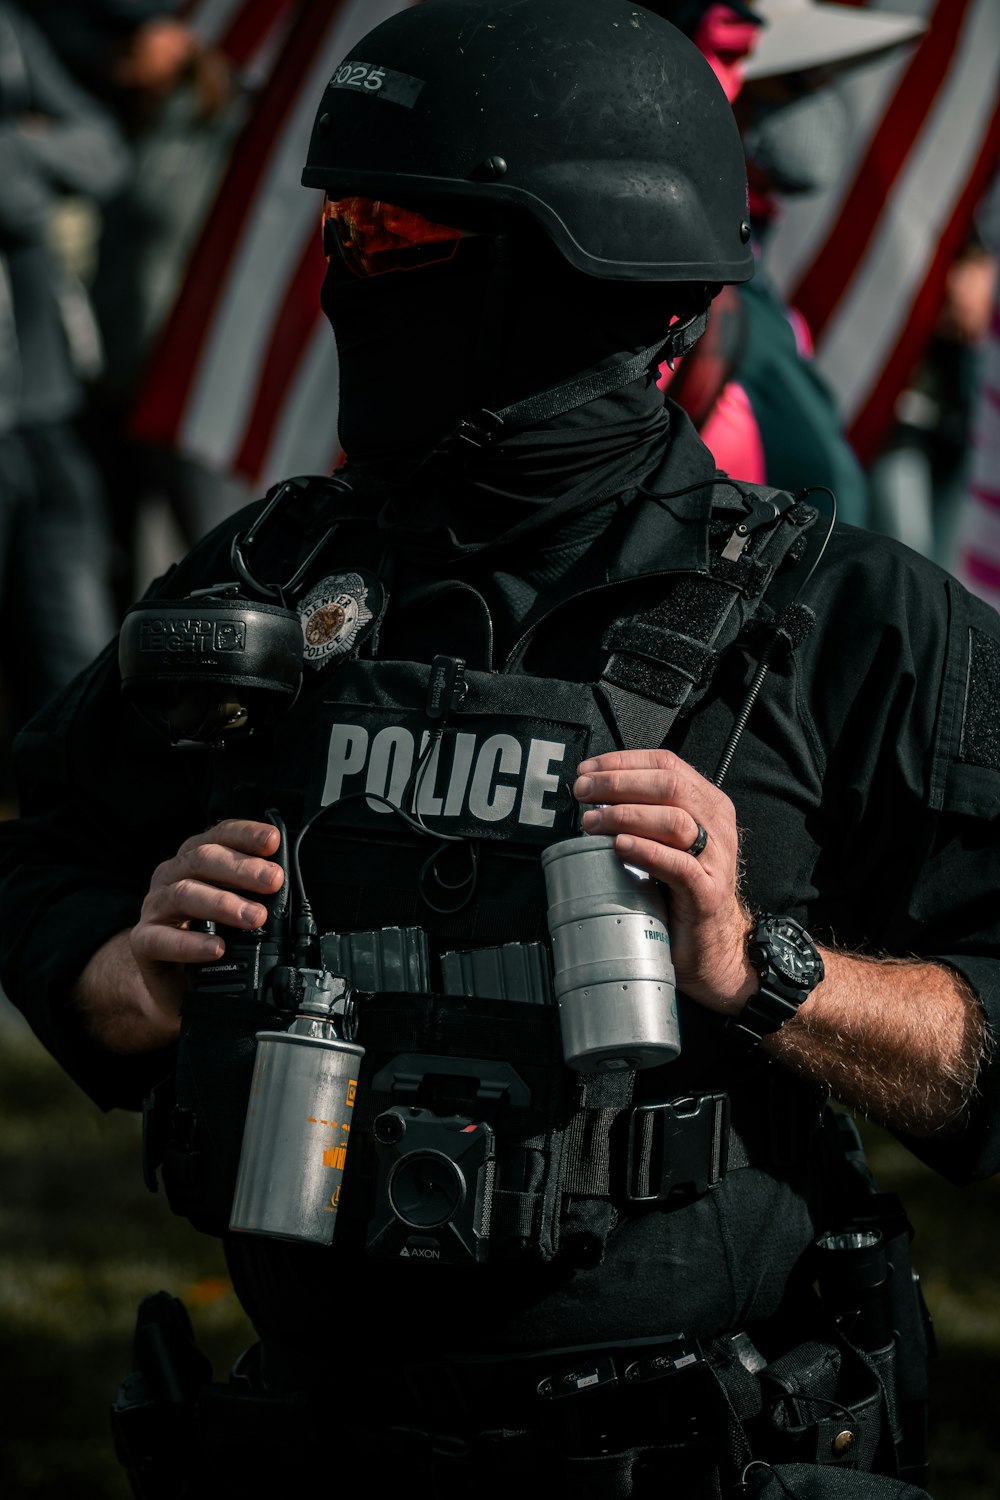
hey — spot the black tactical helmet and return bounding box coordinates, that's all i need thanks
[302,0,753,286]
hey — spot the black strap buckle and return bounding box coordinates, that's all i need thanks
[453,408,506,449]
[626,1092,730,1203]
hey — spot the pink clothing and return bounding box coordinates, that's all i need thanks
[692,5,760,102]
[657,361,767,483]
[700,379,767,482]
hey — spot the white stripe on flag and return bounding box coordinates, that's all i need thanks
[242,16,299,92]
[186,0,250,47]
[766,39,919,300]
[818,0,999,425]
[257,312,342,487]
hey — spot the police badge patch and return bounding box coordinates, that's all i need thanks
[298,571,385,668]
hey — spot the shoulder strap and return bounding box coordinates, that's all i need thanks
[597,486,817,748]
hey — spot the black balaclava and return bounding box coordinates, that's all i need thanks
[321,221,698,529]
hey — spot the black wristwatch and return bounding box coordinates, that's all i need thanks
[726,914,824,1049]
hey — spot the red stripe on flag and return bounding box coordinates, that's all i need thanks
[962,550,1000,593]
[232,229,329,479]
[970,483,1000,512]
[846,93,1000,462]
[790,0,971,343]
[131,0,343,445]
[219,0,296,67]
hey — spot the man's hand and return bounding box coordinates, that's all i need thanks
[74,819,284,1054]
[573,749,987,1138]
[573,749,756,1013]
[131,819,284,1011]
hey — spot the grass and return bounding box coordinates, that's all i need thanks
[0,1010,250,1499]
[854,1123,1000,1499]
[0,1009,997,1497]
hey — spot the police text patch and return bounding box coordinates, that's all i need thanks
[317,708,589,845]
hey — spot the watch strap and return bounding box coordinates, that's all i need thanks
[726,914,823,1051]
[725,983,802,1049]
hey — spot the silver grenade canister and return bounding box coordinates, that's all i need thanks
[541,834,680,1072]
[229,971,364,1245]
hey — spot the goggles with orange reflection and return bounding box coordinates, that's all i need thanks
[322,195,476,278]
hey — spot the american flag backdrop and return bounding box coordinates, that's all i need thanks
[764,0,1000,467]
[132,0,1000,499]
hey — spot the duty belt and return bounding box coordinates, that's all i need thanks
[372,1331,731,1448]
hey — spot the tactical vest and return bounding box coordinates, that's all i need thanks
[143,479,826,1268]
[125,479,936,1497]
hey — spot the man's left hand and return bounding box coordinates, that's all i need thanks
[573,748,756,1014]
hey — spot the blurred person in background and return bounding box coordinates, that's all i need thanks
[652,0,925,527]
[652,0,770,483]
[954,166,1000,603]
[25,0,252,604]
[867,222,998,571]
[0,1,126,789]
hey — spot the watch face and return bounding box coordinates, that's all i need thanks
[766,918,823,986]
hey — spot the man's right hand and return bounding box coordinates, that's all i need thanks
[73,820,285,1054]
[130,819,285,1013]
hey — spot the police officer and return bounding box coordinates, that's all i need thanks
[0,4,997,1497]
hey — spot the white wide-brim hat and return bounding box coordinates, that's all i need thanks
[741,0,927,81]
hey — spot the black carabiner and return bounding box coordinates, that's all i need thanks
[229,473,349,602]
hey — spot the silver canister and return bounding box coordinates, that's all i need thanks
[541,834,680,1072]
[229,972,364,1246]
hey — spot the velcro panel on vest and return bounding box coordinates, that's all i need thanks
[597,496,816,749]
[600,579,735,707]
[710,549,787,596]
[959,624,1000,771]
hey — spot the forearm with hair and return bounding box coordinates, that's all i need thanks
[72,929,181,1054]
[764,950,989,1138]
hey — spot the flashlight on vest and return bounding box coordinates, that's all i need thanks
[541,834,680,1071]
[815,1227,894,1355]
